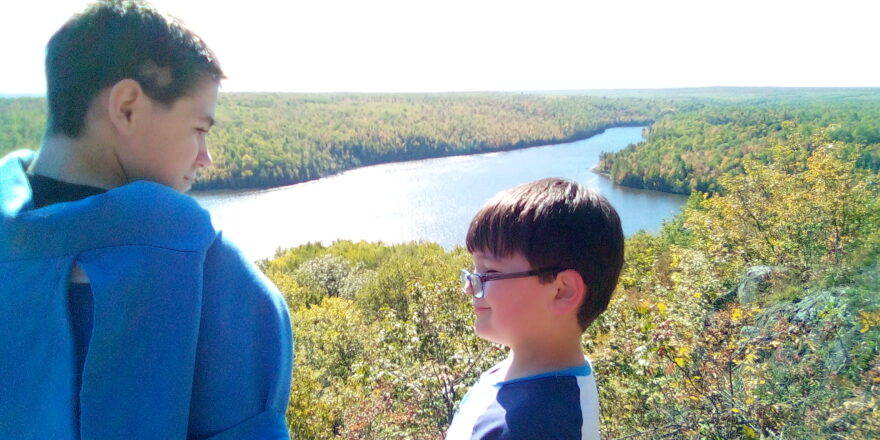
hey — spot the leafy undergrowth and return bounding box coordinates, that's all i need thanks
[266,132,879,439]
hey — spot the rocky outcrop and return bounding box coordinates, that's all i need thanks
[712,265,787,309]
[741,287,853,373]
[736,266,787,304]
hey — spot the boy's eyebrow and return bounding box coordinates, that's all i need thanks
[201,115,216,127]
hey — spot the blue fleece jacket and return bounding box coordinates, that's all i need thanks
[0,150,293,439]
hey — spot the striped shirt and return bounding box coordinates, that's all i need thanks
[446,358,600,440]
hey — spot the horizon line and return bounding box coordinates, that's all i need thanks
[3,85,880,98]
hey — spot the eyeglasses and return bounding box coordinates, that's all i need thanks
[459,267,563,299]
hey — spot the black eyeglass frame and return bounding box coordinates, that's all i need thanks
[459,267,564,299]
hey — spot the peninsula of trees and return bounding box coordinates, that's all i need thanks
[595,88,880,194]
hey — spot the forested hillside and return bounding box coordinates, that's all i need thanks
[199,93,668,189]
[0,93,667,189]
[595,90,880,194]
[0,98,44,154]
[265,131,879,439]
[5,89,878,196]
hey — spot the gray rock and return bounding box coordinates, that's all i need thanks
[736,265,786,304]
[712,288,738,310]
[744,288,853,373]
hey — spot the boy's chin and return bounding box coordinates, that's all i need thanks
[172,180,193,193]
[473,324,504,346]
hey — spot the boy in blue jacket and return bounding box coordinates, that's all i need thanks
[0,1,292,438]
[446,178,624,439]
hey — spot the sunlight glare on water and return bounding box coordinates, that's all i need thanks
[194,127,687,261]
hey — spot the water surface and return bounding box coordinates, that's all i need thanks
[194,127,686,260]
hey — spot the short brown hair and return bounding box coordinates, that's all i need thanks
[465,178,624,330]
[46,0,225,138]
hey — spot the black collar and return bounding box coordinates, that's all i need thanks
[26,174,107,209]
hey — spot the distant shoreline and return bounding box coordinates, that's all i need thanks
[4,86,880,99]
[0,94,43,98]
[192,122,650,192]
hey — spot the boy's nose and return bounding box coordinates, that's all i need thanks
[463,280,475,297]
[196,147,213,168]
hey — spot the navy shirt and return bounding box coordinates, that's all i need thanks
[27,174,106,210]
[446,359,601,440]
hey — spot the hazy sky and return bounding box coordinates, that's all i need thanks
[2,0,878,94]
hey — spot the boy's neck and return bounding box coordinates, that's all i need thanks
[29,134,125,190]
[502,334,586,381]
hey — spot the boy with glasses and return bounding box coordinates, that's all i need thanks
[446,178,624,440]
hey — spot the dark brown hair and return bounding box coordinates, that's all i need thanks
[466,178,624,330]
[45,0,225,137]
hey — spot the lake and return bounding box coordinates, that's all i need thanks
[193,126,687,261]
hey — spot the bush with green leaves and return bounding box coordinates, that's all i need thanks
[266,130,879,439]
[590,134,879,439]
[266,241,498,438]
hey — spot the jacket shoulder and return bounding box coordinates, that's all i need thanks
[105,181,217,251]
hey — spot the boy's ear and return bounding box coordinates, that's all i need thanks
[107,79,145,136]
[551,269,587,316]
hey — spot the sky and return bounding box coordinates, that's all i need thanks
[1,0,879,94]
